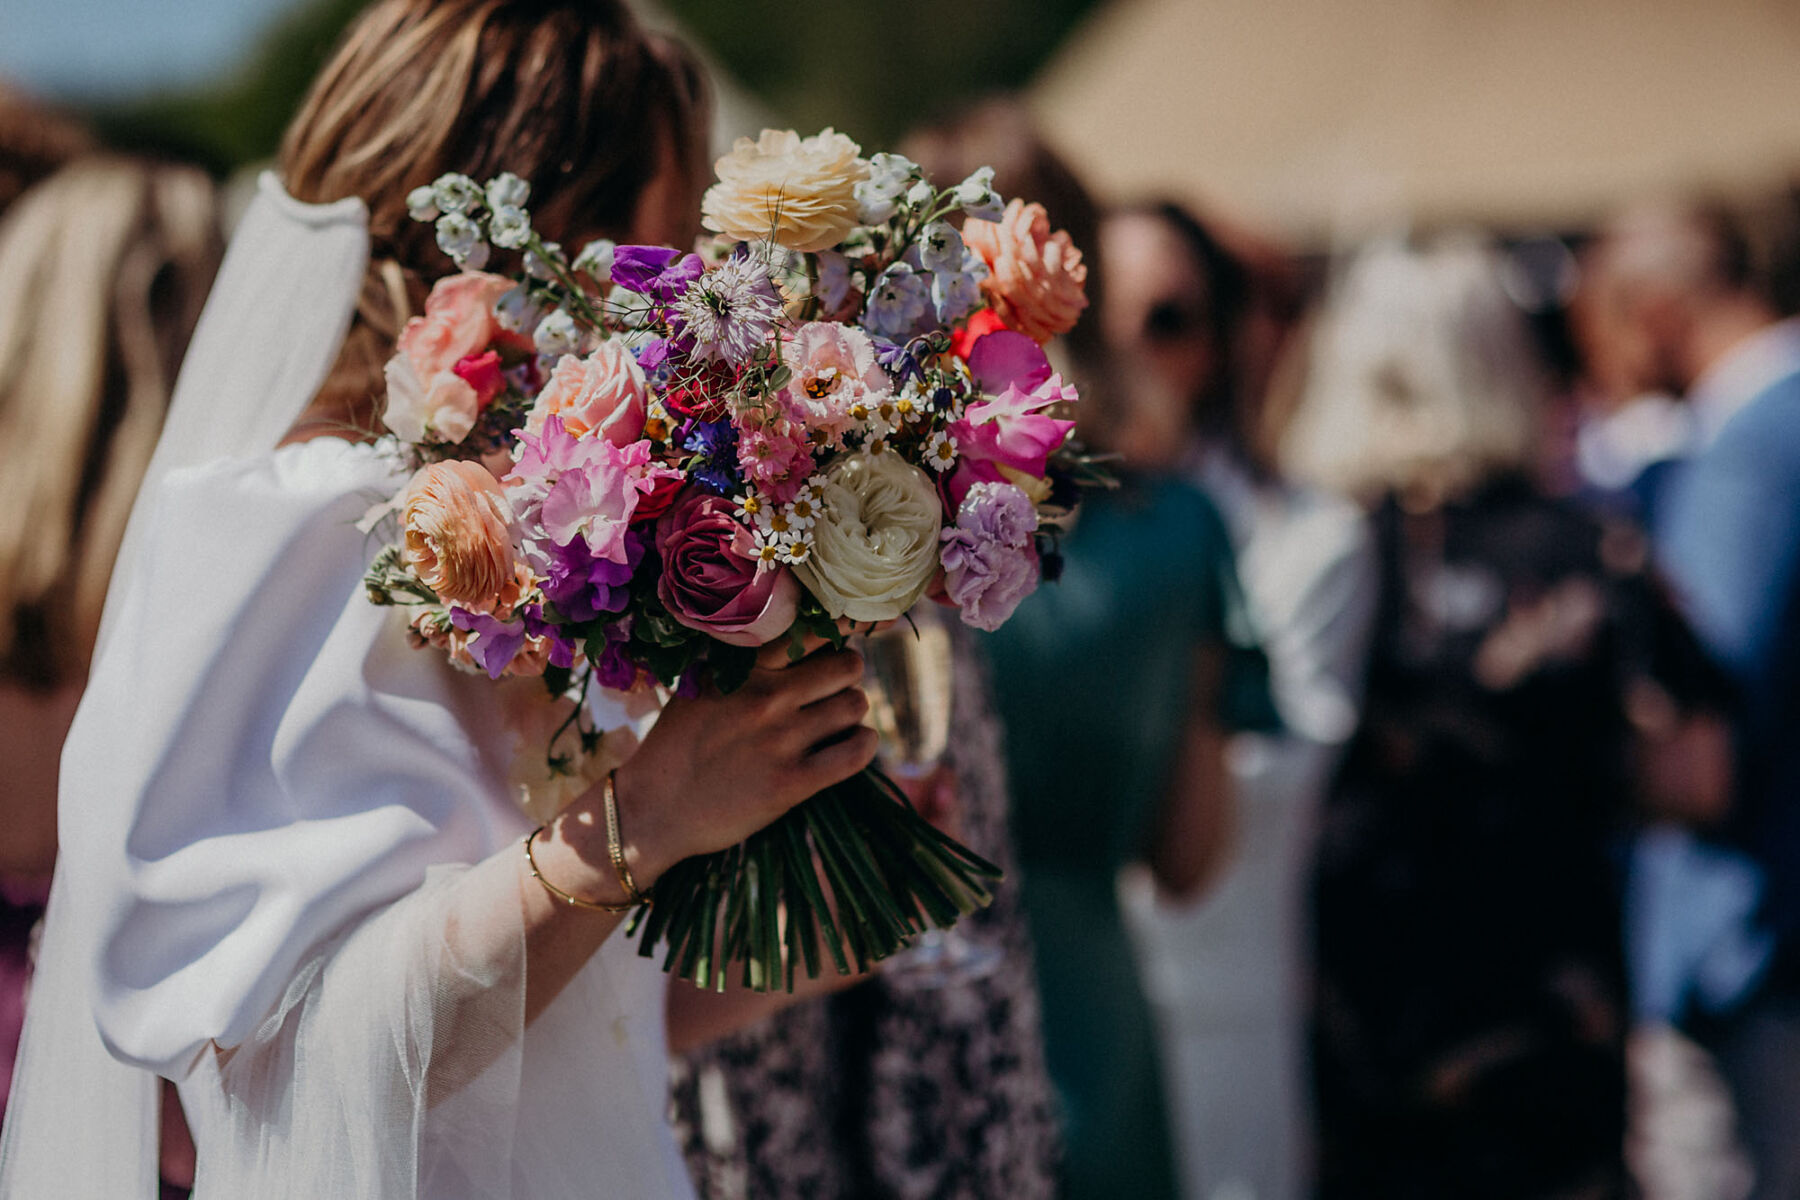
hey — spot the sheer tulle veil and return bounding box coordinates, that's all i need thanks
[0,172,370,1196]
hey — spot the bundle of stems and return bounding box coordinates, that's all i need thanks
[627,765,1002,992]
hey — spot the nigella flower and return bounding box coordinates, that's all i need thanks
[683,419,742,494]
[673,256,784,366]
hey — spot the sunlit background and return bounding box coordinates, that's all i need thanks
[11,0,1800,248]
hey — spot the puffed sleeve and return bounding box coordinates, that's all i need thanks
[62,438,692,1199]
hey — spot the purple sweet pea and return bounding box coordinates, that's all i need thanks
[610,247,706,303]
[543,531,645,622]
[591,619,640,691]
[450,608,530,680]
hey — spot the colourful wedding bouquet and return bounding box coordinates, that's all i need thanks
[362,128,1099,991]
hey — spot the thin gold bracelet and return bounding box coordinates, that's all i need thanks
[523,826,633,913]
[603,770,651,907]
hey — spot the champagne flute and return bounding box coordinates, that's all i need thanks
[861,607,1003,987]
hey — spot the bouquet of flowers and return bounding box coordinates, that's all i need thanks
[363,128,1098,991]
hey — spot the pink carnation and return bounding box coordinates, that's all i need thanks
[780,321,891,445]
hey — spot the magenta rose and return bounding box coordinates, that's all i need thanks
[655,491,799,647]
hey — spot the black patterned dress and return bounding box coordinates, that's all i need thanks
[669,627,1060,1200]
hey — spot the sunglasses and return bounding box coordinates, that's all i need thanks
[1142,298,1210,342]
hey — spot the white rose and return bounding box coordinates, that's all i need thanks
[795,452,943,622]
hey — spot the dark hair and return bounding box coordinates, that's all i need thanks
[1116,199,1253,447]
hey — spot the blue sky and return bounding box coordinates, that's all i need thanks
[3,0,309,99]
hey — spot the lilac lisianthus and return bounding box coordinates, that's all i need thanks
[610,246,706,303]
[939,481,1041,631]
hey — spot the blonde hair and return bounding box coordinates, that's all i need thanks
[1281,236,1541,503]
[0,157,223,688]
[280,0,710,434]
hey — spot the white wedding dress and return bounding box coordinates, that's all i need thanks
[0,174,694,1199]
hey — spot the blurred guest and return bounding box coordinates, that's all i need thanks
[0,83,91,213]
[0,154,223,1193]
[1287,237,1654,1200]
[669,624,1060,1200]
[910,97,1274,1200]
[1571,233,1695,526]
[1595,201,1800,1200]
[1102,201,1377,1200]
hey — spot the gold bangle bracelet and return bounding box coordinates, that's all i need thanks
[603,770,651,907]
[523,826,633,913]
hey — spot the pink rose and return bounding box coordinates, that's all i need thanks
[402,272,515,376]
[655,491,799,647]
[962,199,1089,344]
[526,341,648,445]
[384,272,518,444]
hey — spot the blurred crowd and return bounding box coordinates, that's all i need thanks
[5,24,1800,1200]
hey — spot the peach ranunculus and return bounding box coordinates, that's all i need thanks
[402,460,522,613]
[701,128,869,254]
[525,341,648,445]
[961,199,1090,345]
[383,271,518,444]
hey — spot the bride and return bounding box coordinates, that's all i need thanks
[0,2,879,1196]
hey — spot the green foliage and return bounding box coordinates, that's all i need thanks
[664,0,1105,146]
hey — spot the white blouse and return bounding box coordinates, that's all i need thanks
[67,436,692,1199]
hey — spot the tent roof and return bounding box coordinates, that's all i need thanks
[1030,0,1800,243]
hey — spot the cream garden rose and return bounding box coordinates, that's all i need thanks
[794,451,943,623]
[701,128,868,254]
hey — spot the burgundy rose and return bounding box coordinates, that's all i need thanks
[654,491,799,647]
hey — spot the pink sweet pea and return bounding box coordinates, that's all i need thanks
[965,327,1052,395]
[949,374,1077,482]
[508,418,680,565]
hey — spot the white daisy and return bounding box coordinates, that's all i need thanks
[924,429,959,472]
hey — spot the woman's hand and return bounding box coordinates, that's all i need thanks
[610,644,879,887]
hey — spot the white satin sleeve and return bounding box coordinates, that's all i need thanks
[72,437,513,1070]
[61,437,690,1198]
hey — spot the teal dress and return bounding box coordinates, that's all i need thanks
[982,475,1268,1200]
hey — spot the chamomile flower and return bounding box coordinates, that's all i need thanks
[777,536,814,566]
[924,429,959,472]
[754,506,794,539]
[732,489,766,523]
[783,488,820,530]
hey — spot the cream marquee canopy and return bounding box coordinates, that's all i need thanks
[1030,0,1800,243]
